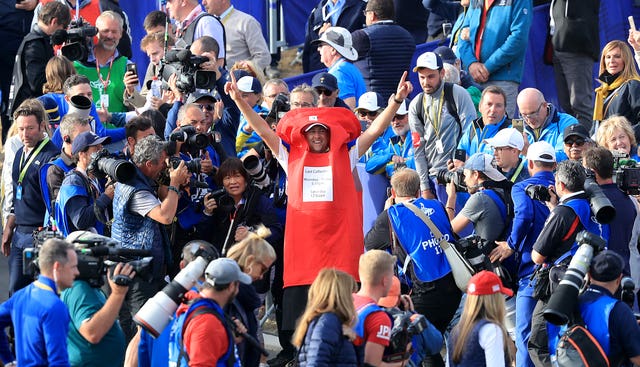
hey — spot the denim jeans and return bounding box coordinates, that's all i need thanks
[9,229,37,295]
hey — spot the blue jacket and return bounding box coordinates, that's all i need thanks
[298,313,359,367]
[365,131,415,178]
[523,104,577,162]
[457,116,511,158]
[458,0,533,84]
[0,275,71,366]
[507,170,554,279]
[55,170,109,236]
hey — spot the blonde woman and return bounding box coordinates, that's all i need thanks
[596,115,640,160]
[294,268,359,367]
[448,271,515,367]
[226,225,276,367]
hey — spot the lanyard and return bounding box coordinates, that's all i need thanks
[18,137,49,185]
[322,1,341,22]
[95,57,115,93]
[510,159,525,183]
[219,6,234,24]
[423,89,445,136]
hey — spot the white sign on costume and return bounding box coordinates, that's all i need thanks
[302,166,333,202]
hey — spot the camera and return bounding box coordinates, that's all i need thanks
[160,49,216,95]
[583,170,615,224]
[612,151,640,195]
[525,184,551,202]
[169,126,213,152]
[543,231,607,325]
[456,235,494,273]
[265,93,290,125]
[23,230,153,288]
[383,310,428,363]
[50,18,97,61]
[134,246,218,337]
[436,169,467,192]
[243,155,271,189]
[169,156,202,174]
[88,148,136,183]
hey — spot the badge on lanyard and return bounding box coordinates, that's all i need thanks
[100,93,110,109]
[435,139,444,154]
[16,184,22,201]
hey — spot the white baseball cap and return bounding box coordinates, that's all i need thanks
[527,141,556,163]
[484,128,524,150]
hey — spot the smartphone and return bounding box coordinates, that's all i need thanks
[512,118,524,133]
[454,149,466,162]
[126,63,138,78]
[630,16,637,31]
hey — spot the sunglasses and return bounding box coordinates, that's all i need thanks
[316,88,333,97]
[564,138,585,146]
[358,110,379,118]
[197,103,214,112]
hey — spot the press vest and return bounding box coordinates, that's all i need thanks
[277,107,363,287]
[561,197,605,256]
[40,156,74,227]
[74,56,128,113]
[55,171,104,236]
[579,290,618,355]
[356,22,414,99]
[387,198,453,282]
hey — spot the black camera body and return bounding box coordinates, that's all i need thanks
[265,93,290,125]
[170,156,202,174]
[23,230,153,288]
[525,184,551,202]
[50,18,97,62]
[436,169,467,192]
[456,235,494,273]
[88,148,136,183]
[383,310,428,363]
[161,49,216,95]
[170,126,214,153]
[612,152,640,195]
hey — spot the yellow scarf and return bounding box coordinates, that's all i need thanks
[593,76,636,121]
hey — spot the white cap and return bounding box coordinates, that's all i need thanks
[527,141,556,163]
[396,100,409,115]
[484,128,524,150]
[413,52,443,72]
[355,92,384,112]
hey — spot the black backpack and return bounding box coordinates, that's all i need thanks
[414,82,462,141]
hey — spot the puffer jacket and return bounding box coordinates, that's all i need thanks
[297,312,359,367]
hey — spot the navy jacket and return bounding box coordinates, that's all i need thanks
[297,312,359,367]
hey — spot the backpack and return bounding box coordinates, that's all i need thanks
[415,82,462,141]
[556,312,609,367]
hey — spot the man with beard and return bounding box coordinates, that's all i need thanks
[366,100,415,178]
[74,11,131,113]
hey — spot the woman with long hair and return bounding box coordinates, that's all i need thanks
[293,268,359,367]
[448,271,515,367]
[594,40,640,140]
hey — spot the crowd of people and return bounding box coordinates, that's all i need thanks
[1,0,640,366]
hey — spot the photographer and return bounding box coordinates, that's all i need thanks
[583,147,638,277]
[55,131,114,236]
[528,159,605,366]
[577,250,640,366]
[445,152,510,243]
[111,134,190,341]
[61,261,135,367]
[491,141,556,367]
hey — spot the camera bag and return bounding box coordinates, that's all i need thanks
[402,202,475,292]
[556,324,609,367]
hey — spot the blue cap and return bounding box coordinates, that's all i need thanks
[205,258,252,286]
[71,131,110,155]
[312,72,338,91]
[38,95,61,125]
[463,153,506,182]
[237,76,262,94]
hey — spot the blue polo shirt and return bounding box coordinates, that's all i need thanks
[0,275,71,366]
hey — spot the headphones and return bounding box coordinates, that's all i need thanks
[64,136,71,144]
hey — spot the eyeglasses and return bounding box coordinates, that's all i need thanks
[521,102,545,120]
[392,114,407,121]
[358,110,379,118]
[564,138,586,146]
[197,103,214,112]
[291,101,313,108]
[316,88,333,97]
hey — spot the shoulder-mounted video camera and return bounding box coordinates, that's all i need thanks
[50,17,97,62]
[383,309,428,363]
[612,151,640,195]
[160,49,216,95]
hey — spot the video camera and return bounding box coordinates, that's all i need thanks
[264,93,290,126]
[543,231,607,325]
[612,151,640,195]
[436,169,467,192]
[161,49,216,95]
[23,230,153,288]
[88,148,136,183]
[50,18,97,62]
[383,310,428,363]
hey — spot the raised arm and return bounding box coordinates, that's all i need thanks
[225,74,281,155]
[358,71,413,157]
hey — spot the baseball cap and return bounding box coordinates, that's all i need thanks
[237,76,262,94]
[355,92,385,112]
[304,122,329,132]
[378,276,401,308]
[187,90,217,104]
[527,141,556,163]
[312,72,338,92]
[484,128,524,150]
[464,153,507,182]
[312,27,359,61]
[563,124,590,142]
[71,131,110,155]
[231,69,251,81]
[396,100,409,115]
[413,52,443,72]
[467,270,513,297]
[433,46,458,65]
[205,258,252,286]
[589,250,624,282]
[38,95,61,125]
